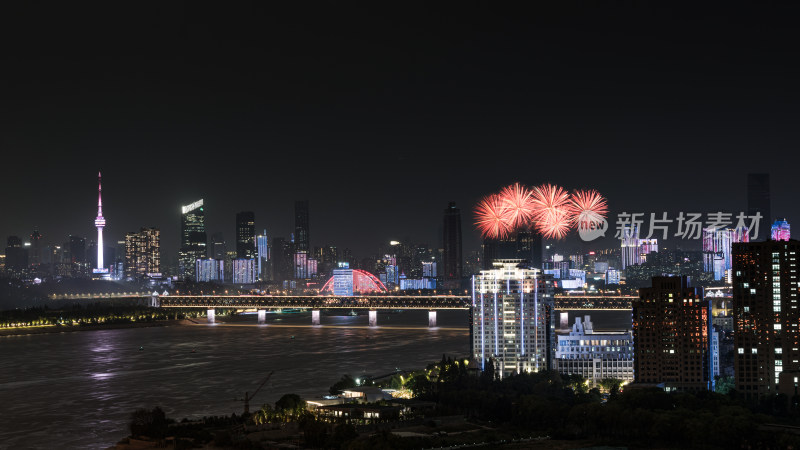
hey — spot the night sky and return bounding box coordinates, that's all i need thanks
[2,3,800,261]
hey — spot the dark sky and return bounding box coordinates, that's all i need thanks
[2,3,800,262]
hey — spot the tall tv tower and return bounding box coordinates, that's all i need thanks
[94,172,106,272]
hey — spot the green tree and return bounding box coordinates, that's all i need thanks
[329,374,358,395]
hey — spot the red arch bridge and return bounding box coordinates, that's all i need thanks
[157,294,470,327]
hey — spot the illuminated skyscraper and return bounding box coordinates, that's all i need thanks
[634,276,714,392]
[124,228,161,279]
[747,173,771,240]
[257,230,269,280]
[472,261,555,378]
[771,219,790,241]
[179,199,207,280]
[235,211,256,259]
[442,202,463,288]
[93,172,107,275]
[294,200,310,252]
[733,239,800,397]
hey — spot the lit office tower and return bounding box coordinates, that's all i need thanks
[747,173,771,240]
[634,276,715,392]
[732,239,800,397]
[294,200,310,252]
[69,235,87,278]
[236,211,256,259]
[472,261,554,378]
[256,230,269,280]
[442,202,463,289]
[179,199,207,280]
[94,172,106,273]
[620,224,640,270]
[771,219,790,241]
[124,228,161,279]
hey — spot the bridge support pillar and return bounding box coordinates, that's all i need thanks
[368,310,377,327]
[428,311,437,327]
[207,309,215,324]
[257,310,266,325]
[312,310,320,325]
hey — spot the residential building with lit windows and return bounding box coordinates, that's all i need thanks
[732,239,800,398]
[124,228,161,279]
[471,260,555,379]
[555,315,634,386]
[633,276,714,392]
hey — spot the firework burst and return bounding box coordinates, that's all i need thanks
[474,194,513,239]
[530,183,572,239]
[569,189,608,227]
[499,182,536,228]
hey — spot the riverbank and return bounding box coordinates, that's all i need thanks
[0,319,195,338]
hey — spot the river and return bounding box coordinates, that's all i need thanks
[0,308,629,449]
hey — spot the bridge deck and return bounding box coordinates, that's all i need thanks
[159,295,471,310]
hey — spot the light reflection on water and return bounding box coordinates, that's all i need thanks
[0,310,470,449]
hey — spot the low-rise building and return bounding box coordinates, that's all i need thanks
[555,315,634,385]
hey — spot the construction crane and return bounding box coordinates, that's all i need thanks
[236,370,274,415]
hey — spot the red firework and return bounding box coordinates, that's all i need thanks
[475,193,513,239]
[530,184,572,239]
[499,182,536,228]
[569,189,609,227]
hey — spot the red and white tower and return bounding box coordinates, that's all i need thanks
[94,172,106,271]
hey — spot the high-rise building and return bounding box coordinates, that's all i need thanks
[747,173,771,240]
[333,263,354,296]
[732,239,800,397]
[271,237,294,282]
[232,258,256,284]
[482,230,542,270]
[555,316,634,386]
[472,261,555,378]
[124,228,161,279]
[29,228,42,267]
[703,227,739,281]
[179,199,207,280]
[210,232,227,260]
[93,172,107,275]
[771,219,790,241]
[442,202,463,288]
[69,235,87,278]
[196,258,225,283]
[4,236,27,277]
[257,230,269,280]
[634,276,714,392]
[294,200,310,252]
[235,211,256,259]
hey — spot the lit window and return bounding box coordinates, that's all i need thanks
[738,348,744,354]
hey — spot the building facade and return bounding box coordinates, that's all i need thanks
[555,316,634,386]
[295,200,310,252]
[232,258,256,284]
[633,276,714,392]
[196,258,225,283]
[179,199,207,280]
[732,239,800,397]
[124,228,161,279]
[472,261,554,378]
[442,202,463,289]
[235,211,256,259]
